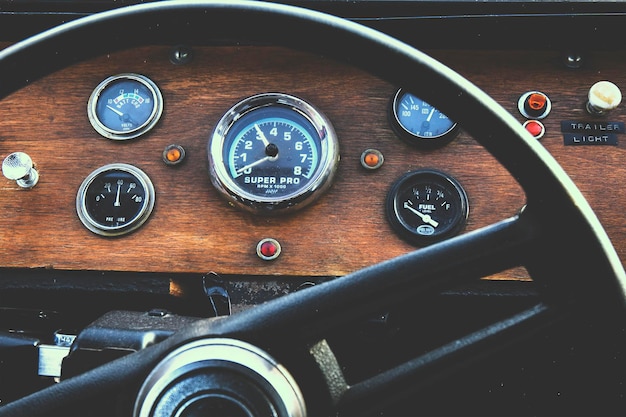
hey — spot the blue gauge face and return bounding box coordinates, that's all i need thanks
[391,89,458,147]
[88,74,163,140]
[223,106,320,199]
[95,78,155,133]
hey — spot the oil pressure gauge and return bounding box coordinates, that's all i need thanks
[77,164,155,236]
[390,88,459,148]
[386,169,469,245]
[208,93,339,214]
[87,73,163,140]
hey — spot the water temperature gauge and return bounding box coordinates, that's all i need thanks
[386,169,469,245]
[390,88,459,148]
[76,164,155,236]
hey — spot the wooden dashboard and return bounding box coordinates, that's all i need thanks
[0,44,624,280]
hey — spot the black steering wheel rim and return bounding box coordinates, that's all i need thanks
[0,1,625,416]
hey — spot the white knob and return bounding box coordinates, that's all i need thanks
[2,152,39,188]
[587,81,622,115]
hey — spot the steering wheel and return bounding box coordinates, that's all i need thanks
[0,1,625,416]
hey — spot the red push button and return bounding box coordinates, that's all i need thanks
[523,120,545,140]
[256,238,282,261]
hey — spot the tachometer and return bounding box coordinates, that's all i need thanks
[208,93,339,214]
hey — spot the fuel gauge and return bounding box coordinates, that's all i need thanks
[386,169,469,245]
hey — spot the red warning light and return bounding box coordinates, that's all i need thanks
[523,120,545,139]
[256,238,282,261]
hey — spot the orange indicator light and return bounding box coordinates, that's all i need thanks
[518,91,551,119]
[528,93,547,111]
[360,148,384,170]
[365,153,379,166]
[162,144,186,166]
[166,148,181,162]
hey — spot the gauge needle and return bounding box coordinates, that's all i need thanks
[254,124,271,147]
[404,201,439,227]
[426,108,435,122]
[114,183,122,207]
[234,156,272,177]
[106,105,125,117]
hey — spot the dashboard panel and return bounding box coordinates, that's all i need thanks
[2,44,626,280]
[0,45,528,278]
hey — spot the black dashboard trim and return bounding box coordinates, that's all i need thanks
[1,1,626,49]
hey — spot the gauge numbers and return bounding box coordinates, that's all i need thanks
[77,164,155,237]
[88,73,163,140]
[386,169,469,245]
[390,88,458,148]
[209,93,339,214]
[227,114,319,199]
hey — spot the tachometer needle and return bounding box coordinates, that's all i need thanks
[106,105,125,117]
[235,156,272,177]
[404,201,439,227]
[254,124,271,146]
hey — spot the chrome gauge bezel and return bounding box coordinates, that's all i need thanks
[208,93,340,214]
[87,73,163,140]
[76,163,155,237]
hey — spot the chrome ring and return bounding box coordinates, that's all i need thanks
[76,163,155,237]
[87,73,163,140]
[134,338,306,417]
[208,92,339,214]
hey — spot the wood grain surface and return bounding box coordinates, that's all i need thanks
[0,45,623,280]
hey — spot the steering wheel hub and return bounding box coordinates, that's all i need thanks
[134,338,306,417]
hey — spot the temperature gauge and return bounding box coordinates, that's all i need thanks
[386,169,469,245]
[390,88,458,148]
[87,73,163,140]
[76,164,155,236]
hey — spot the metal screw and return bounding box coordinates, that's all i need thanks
[563,52,584,69]
[169,45,193,65]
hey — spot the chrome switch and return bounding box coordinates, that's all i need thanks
[2,152,39,188]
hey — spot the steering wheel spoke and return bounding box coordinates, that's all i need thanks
[336,302,557,416]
